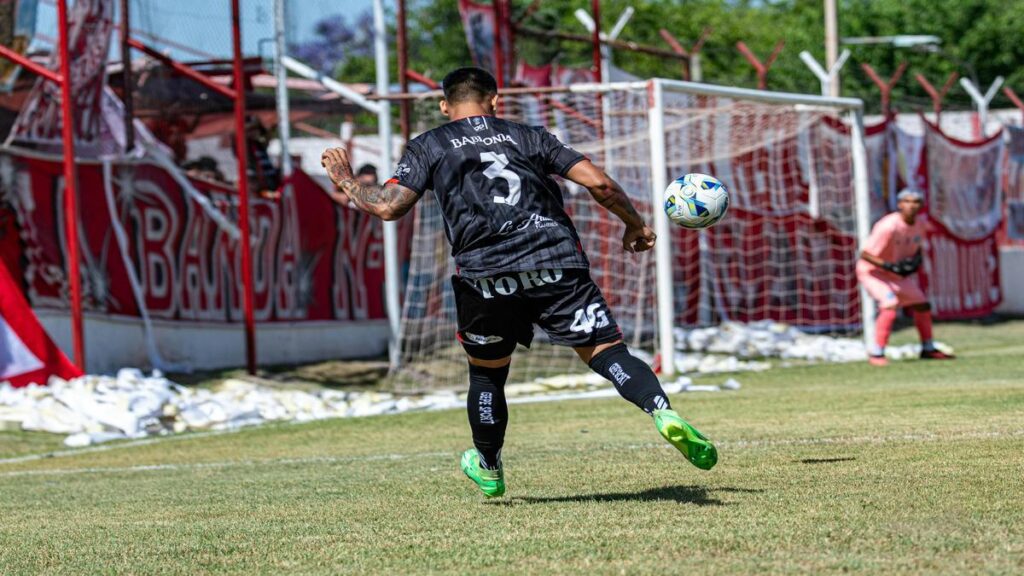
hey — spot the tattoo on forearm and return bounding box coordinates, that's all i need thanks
[338,178,418,218]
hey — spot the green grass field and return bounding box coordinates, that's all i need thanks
[1,321,1023,574]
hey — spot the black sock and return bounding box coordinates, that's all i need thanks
[588,343,670,414]
[466,363,510,470]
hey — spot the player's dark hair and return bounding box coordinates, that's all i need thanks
[442,67,498,104]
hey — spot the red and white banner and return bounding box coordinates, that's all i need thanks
[1,258,81,387]
[8,0,113,148]
[0,149,401,323]
[916,121,1004,318]
[861,119,1004,319]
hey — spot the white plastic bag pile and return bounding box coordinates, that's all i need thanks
[675,321,867,362]
[0,367,743,447]
[0,369,462,447]
[673,320,951,366]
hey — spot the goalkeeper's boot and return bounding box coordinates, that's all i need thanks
[920,349,955,360]
[868,354,889,367]
[460,448,505,498]
[653,409,718,470]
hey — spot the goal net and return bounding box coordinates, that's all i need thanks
[394,80,868,390]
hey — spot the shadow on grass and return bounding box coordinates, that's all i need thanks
[798,456,856,464]
[491,485,762,506]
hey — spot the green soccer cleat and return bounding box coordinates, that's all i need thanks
[653,409,718,470]
[460,448,506,498]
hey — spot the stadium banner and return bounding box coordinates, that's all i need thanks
[0,148,390,323]
[7,0,113,149]
[1003,125,1024,243]
[919,121,1004,318]
[863,120,926,224]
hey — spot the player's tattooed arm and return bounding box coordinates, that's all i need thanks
[566,159,656,253]
[321,147,419,221]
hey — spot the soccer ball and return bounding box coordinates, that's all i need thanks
[663,173,729,229]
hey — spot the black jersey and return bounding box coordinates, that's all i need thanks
[390,115,590,278]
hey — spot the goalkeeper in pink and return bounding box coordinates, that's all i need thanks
[856,188,954,366]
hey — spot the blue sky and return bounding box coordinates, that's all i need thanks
[33,0,376,61]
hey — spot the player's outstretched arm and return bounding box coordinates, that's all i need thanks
[565,159,656,253]
[321,148,420,221]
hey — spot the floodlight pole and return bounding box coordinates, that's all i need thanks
[373,0,402,370]
[824,0,840,97]
[273,0,292,180]
[231,0,258,374]
[58,0,85,370]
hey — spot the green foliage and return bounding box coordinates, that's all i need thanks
[346,0,1022,115]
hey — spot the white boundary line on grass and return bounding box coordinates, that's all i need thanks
[0,427,248,466]
[2,428,1022,479]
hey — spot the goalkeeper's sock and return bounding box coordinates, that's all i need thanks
[875,308,897,351]
[913,309,934,348]
[466,363,510,471]
[588,343,670,414]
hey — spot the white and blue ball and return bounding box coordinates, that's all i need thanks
[663,173,730,229]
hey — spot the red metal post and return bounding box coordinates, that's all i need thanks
[658,29,690,80]
[736,40,784,90]
[231,0,257,374]
[860,62,907,118]
[56,0,85,370]
[915,71,958,125]
[493,0,505,88]
[504,0,516,71]
[120,0,134,151]
[397,0,411,143]
[1003,87,1024,124]
[126,38,236,98]
[0,45,63,83]
[407,69,439,89]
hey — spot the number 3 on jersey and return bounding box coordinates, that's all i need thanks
[480,152,522,205]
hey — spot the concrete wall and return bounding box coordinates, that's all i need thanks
[38,311,389,374]
[997,247,1024,315]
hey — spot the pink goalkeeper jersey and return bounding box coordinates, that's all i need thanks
[856,212,928,274]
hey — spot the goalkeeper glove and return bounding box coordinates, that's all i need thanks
[883,251,922,277]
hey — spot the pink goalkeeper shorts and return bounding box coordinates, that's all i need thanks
[857,267,927,309]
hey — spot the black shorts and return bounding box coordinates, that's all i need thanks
[452,268,622,360]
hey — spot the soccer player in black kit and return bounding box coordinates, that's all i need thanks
[322,67,717,498]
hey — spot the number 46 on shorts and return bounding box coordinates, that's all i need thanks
[570,303,610,334]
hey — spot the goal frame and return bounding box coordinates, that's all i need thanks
[645,78,872,375]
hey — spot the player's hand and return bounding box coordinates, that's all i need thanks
[623,224,656,253]
[321,147,355,191]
